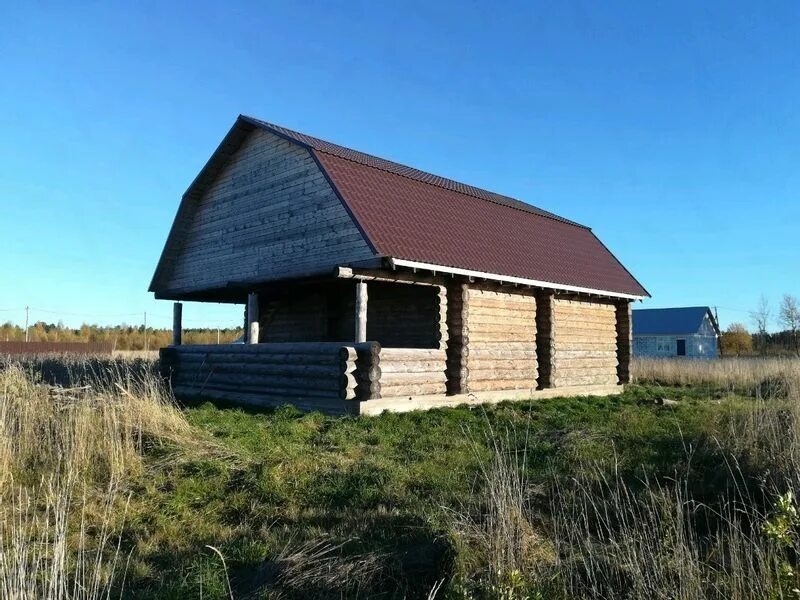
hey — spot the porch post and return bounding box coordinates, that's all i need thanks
[172,302,182,346]
[247,292,260,344]
[355,281,368,343]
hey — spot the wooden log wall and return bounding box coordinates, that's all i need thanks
[551,297,619,386]
[161,342,367,413]
[365,282,446,348]
[463,284,537,392]
[260,292,331,342]
[379,348,448,397]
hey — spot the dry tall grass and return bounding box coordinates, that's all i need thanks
[0,361,192,599]
[633,357,800,397]
[454,360,800,598]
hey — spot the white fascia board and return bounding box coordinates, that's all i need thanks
[389,258,646,300]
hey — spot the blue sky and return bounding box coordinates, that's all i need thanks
[1,1,798,331]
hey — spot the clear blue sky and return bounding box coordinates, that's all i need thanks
[1,2,798,331]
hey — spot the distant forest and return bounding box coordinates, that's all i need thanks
[0,321,243,351]
[3,321,798,355]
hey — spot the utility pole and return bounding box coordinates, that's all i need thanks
[144,311,148,353]
[24,306,29,342]
[217,327,220,344]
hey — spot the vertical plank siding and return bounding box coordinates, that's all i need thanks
[163,129,374,295]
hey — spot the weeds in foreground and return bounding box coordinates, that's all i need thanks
[0,362,193,599]
[446,362,800,599]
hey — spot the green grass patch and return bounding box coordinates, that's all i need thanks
[120,384,756,598]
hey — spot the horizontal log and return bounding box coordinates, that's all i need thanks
[553,342,617,351]
[555,320,616,331]
[554,355,617,364]
[554,314,619,327]
[468,291,535,302]
[379,348,447,361]
[553,307,616,319]
[467,333,537,343]
[174,372,353,393]
[174,342,358,354]
[174,352,351,366]
[467,348,537,359]
[467,315,536,328]
[380,360,447,373]
[554,333,618,343]
[555,350,618,359]
[173,384,355,404]
[467,380,536,392]
[465,358,538,371]
[379,382,447,397]
[174,363,348,378]
[381,371,447,386]
[468,305,536,317]
[554,325,617,337]
[461,368,536,381]
[554,365,618,375]
[173,380,350,399]
[468,322,536,334]
[553,375,619,387]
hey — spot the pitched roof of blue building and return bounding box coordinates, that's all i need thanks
[632,307,719,336]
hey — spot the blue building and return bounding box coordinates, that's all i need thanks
[632,307,720,358]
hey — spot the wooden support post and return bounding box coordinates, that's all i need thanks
[355,281,368,343]
[535,290,556,389]
[172,302,182,346]
[616,300,632,384]
[247,292,259,345]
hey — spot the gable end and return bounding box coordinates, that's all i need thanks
[150,123,376,298]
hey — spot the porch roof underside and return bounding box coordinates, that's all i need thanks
[156,262,639,304]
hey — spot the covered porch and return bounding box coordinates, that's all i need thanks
[160,266,628,415]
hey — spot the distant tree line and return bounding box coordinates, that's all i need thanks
[720,293,800,357]
[0,321,243,351]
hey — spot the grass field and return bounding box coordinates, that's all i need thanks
[2,356,800,598]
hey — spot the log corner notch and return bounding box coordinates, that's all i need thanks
[535,289,556,389]
[172,302,182,346]
[354,341,381,400]
[446,282,469,394]
[247,292,260,344]
[616,300,633,384]
[158,346,177,385]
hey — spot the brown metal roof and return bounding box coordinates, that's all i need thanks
[240,116,648,297]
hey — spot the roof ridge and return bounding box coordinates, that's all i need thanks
[240,114,589,230]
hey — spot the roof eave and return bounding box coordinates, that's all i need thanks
[388,258,648,300]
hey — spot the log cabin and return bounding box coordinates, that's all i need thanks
[151,115,649,415]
